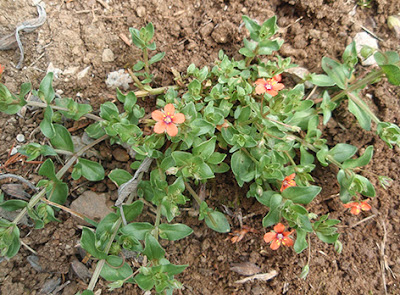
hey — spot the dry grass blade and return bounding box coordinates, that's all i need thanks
[234,270,278,284]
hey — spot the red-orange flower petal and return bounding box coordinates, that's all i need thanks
[0,64,4,75]
[166,123,178,137]
[263,232,277,243]
[350,206,361,215]
[281,236,294,247]
[270,239,282,250]
[172,112,185,124]
[280,173,296,192]
[273,74,282,82]
[154,121,167,134]
[360,201,372,211]
[164,103,175,115]
[274,223,285,233]
[152,110,165,122]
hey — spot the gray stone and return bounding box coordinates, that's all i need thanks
[70,191,113,225]
[353,32,378,66]
[102,48,115,63]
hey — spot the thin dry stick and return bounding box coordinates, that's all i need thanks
[350,214,376,228]
[377,220,388,295]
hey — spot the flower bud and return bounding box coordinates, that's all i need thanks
[165,167,179,175]
[387,15,400,39]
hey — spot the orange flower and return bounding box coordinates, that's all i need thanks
[280,173,296,192]
[151,103,185,137]
[216,119,230,131]
[254,75,284,96]
[343,199,372,215]
[263,223,294,250]
[227,225,258,244]
[0,64,4,76]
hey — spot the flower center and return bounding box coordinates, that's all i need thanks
[163,115,173,124]
[277,233,283,240]
[264,83,273,90]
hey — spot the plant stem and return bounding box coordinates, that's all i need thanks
[12,134,109,225]
[127,68,145,90]
[184,182,203,205]
[87,159,150,291]
[346,91,380,124]
[143,48,150,75]
[26,100,102,121]
[241,148,258,164]
[330,69,383,104]
[245,44,259,67]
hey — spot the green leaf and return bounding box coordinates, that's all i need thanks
[381,64,400,85]
[282,186,321,205]
[39,72,55,103]
[78,158,105,181]
[85,122,106,139]
[374,51,399,66]
[294,228,308,253]
[143,234,165,260]
[149,52,166,65]
[50,124,74,152]
[197,162,214,180]
[40,106,55,139]
[242,15,261,41]
[321,57,347,89]
[299,264,310,279]
[158,223,193,241]
[109,169,132,186]
[309,74,336,87]
[342,145,373,168]
[0,200,28,211]
[231,150,254,187]
[327,143,357,163]
[257,39,283,55]
[119,200,143,223]
[129,27,145,49]
[39,159,58,181]
[133,60,145,71]
[204,210,230,233]
[192,136,216,160]
[120,222,154,240]
[348,96,371,131]
[100,101,120,121]
[46,181,69,205]
[171,151,192,166]
[5,225,20,258]
[260,193,282,227]
[316,232,339,244]
[101,255,134,282]
[135,271,155,291]
[161,263,188,276]
[207,152,226,165]
[80,227,107,259]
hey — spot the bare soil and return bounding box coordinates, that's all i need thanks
[0,0,400,294]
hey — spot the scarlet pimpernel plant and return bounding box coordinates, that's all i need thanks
[0,15,400,294]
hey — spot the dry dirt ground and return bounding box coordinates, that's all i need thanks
[0,0,400,294]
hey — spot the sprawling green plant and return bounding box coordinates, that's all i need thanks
[0,16,399,294]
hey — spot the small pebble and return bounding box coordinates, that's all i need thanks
[16,134,25,142]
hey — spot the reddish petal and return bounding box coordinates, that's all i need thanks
[270,239,281,250]
[267,89,278,97]
[152,110,165,122]
[166,123,179,137]
[255,84,266,95]
[164,103,175,116]
[343,202,357,209]
[273,83,285,91]
[350,206,361,215]
[360,201,371,211]
[281,236,294,247]
[255,78,267,85]
[273,74,282,82]
[172,112,185,124]
[274,223,285,233]
[263,232,277,243]
[286,173,296,181]
[283,230,294,237]
[154,121,167,134]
